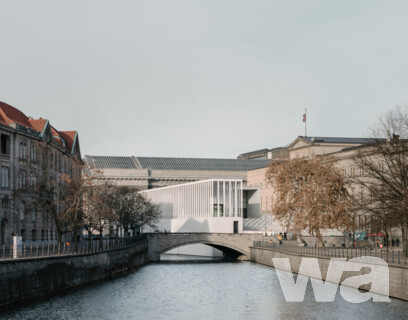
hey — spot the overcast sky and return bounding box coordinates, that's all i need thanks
[1,1,408,158]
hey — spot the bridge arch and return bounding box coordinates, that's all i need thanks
[147,233,262,261]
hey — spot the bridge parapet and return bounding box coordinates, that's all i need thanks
[147,233,262,261]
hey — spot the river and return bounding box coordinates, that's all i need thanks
[1,254,407,320]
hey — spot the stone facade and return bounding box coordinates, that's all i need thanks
[0,101,81,246]
[250,246,408,301]
[247,136,403,241]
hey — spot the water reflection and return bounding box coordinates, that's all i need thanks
[1,254,407,320]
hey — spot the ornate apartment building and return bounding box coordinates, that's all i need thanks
[0,101,81,246]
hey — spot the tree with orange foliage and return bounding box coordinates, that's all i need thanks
[266,157,354,246]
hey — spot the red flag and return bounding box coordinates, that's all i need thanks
[303,113,306,123]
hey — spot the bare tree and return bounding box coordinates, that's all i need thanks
[267,157,354,246]
[110,186,160,237]
[82,181,116,249]
[353,106,408,255]
[12,141,82,244]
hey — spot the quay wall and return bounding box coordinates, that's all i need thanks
[250,246,408,301]
[0,241,148,306]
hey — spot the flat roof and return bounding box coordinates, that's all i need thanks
[85,155,269,171]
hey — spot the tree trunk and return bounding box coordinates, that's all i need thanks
[99,226,103,249]
[88,229,92,250]
[57,231,62,246]
[73,227,78,252]
[124,226,129,238]
[315,229,324,247]
[403,222,408,257]
[109,221,112,247]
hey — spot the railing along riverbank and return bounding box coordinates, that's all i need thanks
[0,234,147,260]
[253,241,408,266]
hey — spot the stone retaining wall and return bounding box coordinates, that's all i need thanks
[0,241,148,306]
[250,246,408,301]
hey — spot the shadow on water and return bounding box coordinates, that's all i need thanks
[158,253,241,264]
[0,254,236,316]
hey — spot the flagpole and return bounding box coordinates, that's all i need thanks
[305,108,307,137]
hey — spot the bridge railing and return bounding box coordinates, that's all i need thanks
[253,240,408,266]
[0,234,147,261]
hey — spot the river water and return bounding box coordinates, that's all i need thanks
[1,254,407,320]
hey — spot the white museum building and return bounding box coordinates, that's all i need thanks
[139,178,264,234]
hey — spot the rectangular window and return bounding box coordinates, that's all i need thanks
[1,134,10,155]
[30,144,36,161]
[20,204,25,220]
[19,170,26,188]
[19,142,27,159]
[1,196,9,208]
[32,230,36,241]
[1,166,9,188]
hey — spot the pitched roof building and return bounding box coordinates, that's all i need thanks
[0,101,80,158]
[0,101,81,246]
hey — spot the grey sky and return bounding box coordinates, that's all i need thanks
[1,1,408,158]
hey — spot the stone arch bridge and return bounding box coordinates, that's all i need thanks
[147,233,262,261]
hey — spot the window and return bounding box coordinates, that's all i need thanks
[30,144,37,162]
[21,229,26,241]
[20,203,25,221]
[32,207,36,222]
[58,155,62,173]
[19,170,26,188]
[41,230,45,241]
[32,230,36,241]
[19,141,27,159]
[1,196,9,209]
[1,166,9,188]
[30,174,37,189]
[1,134,10,155]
